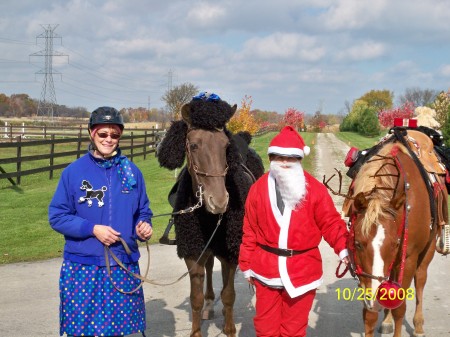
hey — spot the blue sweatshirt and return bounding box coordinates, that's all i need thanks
[48,151,153,266]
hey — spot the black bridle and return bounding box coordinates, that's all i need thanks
[185,127,229,190]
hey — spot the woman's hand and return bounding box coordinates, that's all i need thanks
[93,225,121,246]
[136,221,153,241]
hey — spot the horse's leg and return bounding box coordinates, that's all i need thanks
[185,256,208,337]
[412,239,436,337]
[202,254,215,320]
[363,308,379,337]
[218,257,237,337]
[391,249,423,337]
[379,309,394,334]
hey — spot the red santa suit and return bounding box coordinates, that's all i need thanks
[239,126,348,337]
[239,126,348,336]
[239,171,348,295]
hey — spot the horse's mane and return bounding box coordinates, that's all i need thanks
[352,142,407,236]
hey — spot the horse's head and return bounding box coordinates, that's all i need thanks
[348,144,407,312]
[181,101,237,214]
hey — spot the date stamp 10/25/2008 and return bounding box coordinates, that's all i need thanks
[335,287,415,302]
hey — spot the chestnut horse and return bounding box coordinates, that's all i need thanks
[342,138,447,337]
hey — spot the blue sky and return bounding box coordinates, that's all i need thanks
[1,0,450,115]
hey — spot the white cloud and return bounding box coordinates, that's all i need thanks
[186,4,227,27]
[321,0,389,30]
[1,0,450,114]
[336,41,386,61]
[240,33,325,62]
[441,65,450,77]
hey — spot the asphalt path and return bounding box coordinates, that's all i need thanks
[0,133,448,337]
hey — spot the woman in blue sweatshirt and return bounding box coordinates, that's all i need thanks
[49,107,153,337]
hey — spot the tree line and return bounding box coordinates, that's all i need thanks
[340,88,450,145]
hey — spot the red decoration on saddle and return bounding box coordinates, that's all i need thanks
[376,281,404,309]
[393,118,417,128]
[344,147,360,167]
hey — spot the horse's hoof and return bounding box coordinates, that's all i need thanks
[222,331,236,337]
[222,327,237,337]
[413,333,425,337]
[202,309,214,320]
[379,322,394,334]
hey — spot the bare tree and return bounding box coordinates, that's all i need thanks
[161,83,199,120]
[398,87,439,107]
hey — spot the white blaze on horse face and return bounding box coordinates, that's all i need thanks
[370,224,385,309]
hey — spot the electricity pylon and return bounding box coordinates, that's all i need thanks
[30,24,68,121]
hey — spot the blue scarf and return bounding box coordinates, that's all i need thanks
[90,148,137,193]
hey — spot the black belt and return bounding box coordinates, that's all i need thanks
[258,243,313,257]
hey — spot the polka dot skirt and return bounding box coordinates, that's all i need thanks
[59,260,146,336]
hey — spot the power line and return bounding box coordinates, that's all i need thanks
[29,24,68,121]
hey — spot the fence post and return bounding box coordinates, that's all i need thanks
[49,134,55,180]
[77,127,82,159]
[130,132,134,162]
[8,123,13,141]
[143,131,148,160]
[3,122,7,139]
[16,135,22,185]
[43,126,47,139]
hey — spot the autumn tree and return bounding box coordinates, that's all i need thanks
[310,111,327,132]
[252,109,281,125]
[227,95,260,134]
[161,83,198,120]
[9,94,36,117]
[280,107,305,131]
[431,91,450,127]
[0,93,10,116]
[358,89,393,111]
[123,107,152,122]
[377,102,415,128]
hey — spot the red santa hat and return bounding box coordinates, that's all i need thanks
[268,126,310,158]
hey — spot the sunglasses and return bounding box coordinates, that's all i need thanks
[96,132,121,140]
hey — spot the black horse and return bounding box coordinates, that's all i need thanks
[157,95,264,337]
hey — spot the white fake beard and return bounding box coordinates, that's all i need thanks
[270,160,307,210]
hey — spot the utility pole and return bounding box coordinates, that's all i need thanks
[30,24,68,122]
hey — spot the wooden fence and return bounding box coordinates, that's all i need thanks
[0,129,165,186]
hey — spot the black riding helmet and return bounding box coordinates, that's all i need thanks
[88,106,124,131]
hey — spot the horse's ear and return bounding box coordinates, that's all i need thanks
[181,104,192,126]
[156,120,188,170]
[353,192,368,211]
[390,193,406,210]
[230,104,237,118]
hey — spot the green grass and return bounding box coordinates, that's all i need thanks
[335,131,383,150]
[0,130,318,264]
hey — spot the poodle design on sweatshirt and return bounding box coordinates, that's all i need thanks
[78,180,107,207]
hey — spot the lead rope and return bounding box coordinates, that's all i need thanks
[104,213,224,291]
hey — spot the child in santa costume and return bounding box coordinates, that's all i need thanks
[239,126,349,337]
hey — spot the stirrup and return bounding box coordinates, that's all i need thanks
[436,224,450,255]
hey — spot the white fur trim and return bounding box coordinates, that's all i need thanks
[246,270,283,287]
[303,146,310,156]
[268,146,304,157]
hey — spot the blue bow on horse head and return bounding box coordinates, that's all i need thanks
[192,92,221,102]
